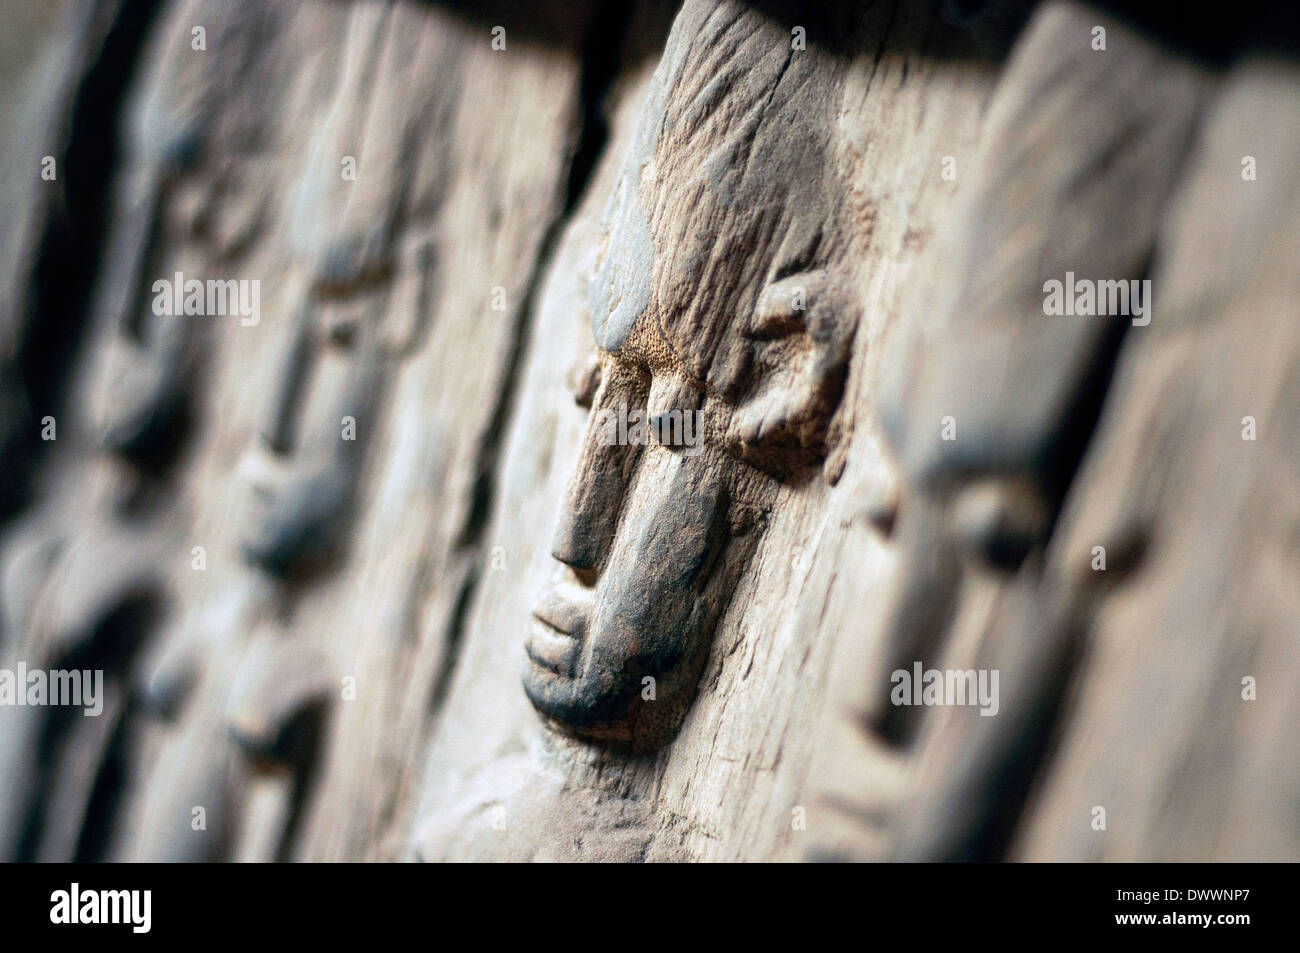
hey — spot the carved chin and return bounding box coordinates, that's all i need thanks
[241,469,351,577]
[242,528,304,577]
[241,505,330,577]
[522,602,711,752]
[522,662,666,751]
[104,388,186,464]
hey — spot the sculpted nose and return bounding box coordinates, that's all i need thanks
[551,402,640,574]
[551,444,626,572]
[259,304,314,456]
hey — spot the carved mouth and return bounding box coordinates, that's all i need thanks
[525,589,589,677]
[521,590,715,752]
[526,617,579,676]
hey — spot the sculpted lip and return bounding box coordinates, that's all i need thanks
[525,619,578,676]
[526,590,589,676]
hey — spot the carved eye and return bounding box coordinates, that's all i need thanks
[324,314,358,349]
[949,479,1049,572]
[649,410,701,450]
[316,296,371,351]
[646,376,704,453]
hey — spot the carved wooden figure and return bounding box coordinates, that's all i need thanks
[524,0,865,752]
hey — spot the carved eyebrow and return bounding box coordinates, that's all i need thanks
[312,232,395,296]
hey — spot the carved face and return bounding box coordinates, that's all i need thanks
[94,127,210,470]
[97,164,231,471]
[524,5,858,750]
[238,232,430,578]
[98,0,275,474]
[235,3,441,580]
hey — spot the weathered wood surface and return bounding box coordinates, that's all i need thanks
[0,0,1296,862]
